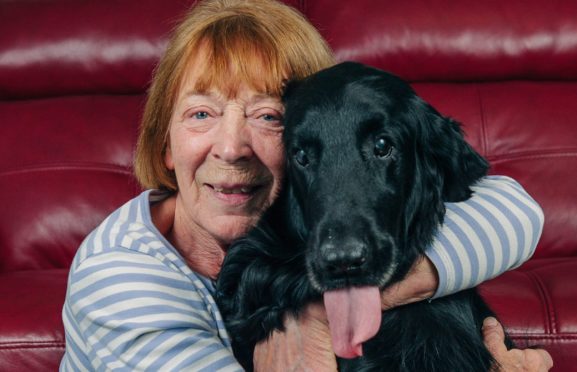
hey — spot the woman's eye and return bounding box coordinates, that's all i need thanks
[374,137,393,158]
[251,111,284,131]
[261,114,279,121]
[193,111,209,120]
[258,113,283,126]
[294,149,309,167]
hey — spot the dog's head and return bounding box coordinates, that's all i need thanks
[282,61,489,293]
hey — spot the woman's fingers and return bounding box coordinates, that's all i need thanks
[482,317,553,372]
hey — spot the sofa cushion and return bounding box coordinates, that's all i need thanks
[0,270,67,371]
[0,96,143,271]
[480,258,577,369]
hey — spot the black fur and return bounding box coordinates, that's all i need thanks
[216,62,508,371]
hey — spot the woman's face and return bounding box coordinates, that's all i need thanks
[165,62,285,246]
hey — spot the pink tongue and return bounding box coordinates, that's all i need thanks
[323,286,381,359]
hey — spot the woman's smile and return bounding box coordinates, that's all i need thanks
[205,182,263,206]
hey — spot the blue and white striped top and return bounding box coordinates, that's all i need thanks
[60,175,543,371]
[428,175,543,297]
[60,189,243,371]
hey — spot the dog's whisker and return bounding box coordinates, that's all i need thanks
[377,261,398,288]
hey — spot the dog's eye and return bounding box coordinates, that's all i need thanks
[374,137,393,158]
[294,149,309,167]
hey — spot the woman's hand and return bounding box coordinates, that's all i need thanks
[253,302,337,372]
[483,317,553,372]
[379,255,438,310]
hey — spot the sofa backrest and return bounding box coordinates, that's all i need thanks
[1,0,576,272]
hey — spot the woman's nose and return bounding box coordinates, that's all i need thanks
[211,114,254,163]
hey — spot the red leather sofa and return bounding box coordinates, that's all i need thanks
[1,0,576,371]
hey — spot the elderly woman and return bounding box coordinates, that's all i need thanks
[60,0,551,371]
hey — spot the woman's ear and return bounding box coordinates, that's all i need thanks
[164,144,174,170]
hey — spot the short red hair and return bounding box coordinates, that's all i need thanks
[135,0,335,191]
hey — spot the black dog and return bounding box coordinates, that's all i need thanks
[216,62,509,371]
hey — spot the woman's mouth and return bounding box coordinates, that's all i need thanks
[212,185,255,194]
[206,183,263,206]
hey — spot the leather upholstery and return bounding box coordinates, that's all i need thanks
[1,0,575,370]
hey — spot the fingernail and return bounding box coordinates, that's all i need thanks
[483,317,498,328]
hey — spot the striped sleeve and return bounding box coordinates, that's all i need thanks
[63,249,243,372]
[426,175,545,298]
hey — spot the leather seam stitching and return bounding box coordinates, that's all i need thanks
[509,335,577,340]
[0,342,65,350]
[476,84,489,157]
[0,162,134,177]
[488,151,577,164]
[523,270,557,334]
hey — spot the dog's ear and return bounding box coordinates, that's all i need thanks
[411,98,489,202]
[281,78,301,105]
[400,98,489,253]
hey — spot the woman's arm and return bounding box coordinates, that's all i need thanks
[427,175,544,298]
[378,174,545,308]
[62,250,243,372]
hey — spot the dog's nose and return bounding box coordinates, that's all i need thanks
[320,239,368,276]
